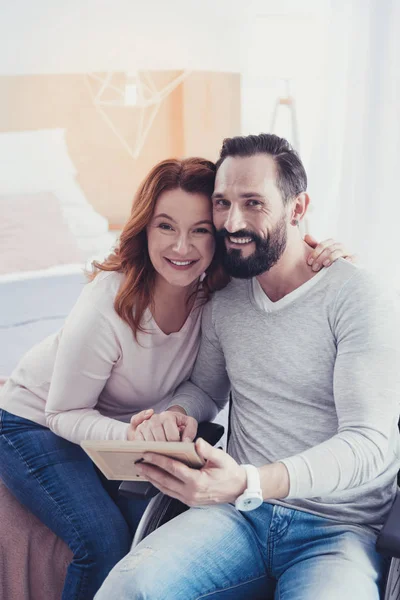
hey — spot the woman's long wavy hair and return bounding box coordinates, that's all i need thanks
[89,157,229,340]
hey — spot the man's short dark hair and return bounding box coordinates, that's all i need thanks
[215,133,307,204]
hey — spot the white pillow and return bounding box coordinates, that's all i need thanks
[55,179,109,237]
[0,129,76,194]
[0,129,112,260]
[0,192,83,275]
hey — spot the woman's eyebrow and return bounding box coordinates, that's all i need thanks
[193,220,213,226]
[153,214,213,227]
[153,213,175,222]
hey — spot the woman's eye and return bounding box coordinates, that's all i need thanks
[159,223,173,231]
[194,228,211,234]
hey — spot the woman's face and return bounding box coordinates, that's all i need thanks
[147,188,215,288]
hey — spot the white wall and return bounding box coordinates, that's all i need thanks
[0,0,330,76]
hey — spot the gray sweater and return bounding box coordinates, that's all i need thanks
[172,260,400,531]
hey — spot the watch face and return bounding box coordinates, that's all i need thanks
[243,498,256,508]
[236,493,263,512]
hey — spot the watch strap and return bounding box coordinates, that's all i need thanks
[241,464,261,493]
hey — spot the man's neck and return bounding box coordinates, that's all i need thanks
[256,235,318,302]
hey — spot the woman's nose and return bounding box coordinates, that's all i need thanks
[172,234,191,255]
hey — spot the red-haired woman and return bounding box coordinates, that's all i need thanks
[0,157,349,600]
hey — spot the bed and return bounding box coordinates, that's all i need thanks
[0,129,118,600]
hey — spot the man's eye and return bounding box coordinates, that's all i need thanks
[214,199,229,207]
[248,200,262,207]
[159,223,173,231]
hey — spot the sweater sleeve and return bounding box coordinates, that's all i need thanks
[169,300,231,423]
[281,271,400,499]
[45,291,129,444]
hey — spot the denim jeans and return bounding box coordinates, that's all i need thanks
[0,409,149,600]
[96,501,389,600]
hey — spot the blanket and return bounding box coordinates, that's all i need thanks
[0,479,72,600]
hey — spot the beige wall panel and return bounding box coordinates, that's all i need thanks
[182,72,241,161]
[0,71,240,226]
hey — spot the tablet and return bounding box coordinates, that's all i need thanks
[81,440,205,481]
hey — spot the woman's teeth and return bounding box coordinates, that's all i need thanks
[168,259,195,266]
[229,237,253,244]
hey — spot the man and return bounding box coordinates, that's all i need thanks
[96,134,400,599]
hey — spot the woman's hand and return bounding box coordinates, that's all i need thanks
[127,408,198,442]
[304,234,356,272]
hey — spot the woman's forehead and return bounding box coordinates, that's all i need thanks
[154,188,212,220]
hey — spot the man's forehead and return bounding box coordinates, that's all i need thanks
[214,154,277,192]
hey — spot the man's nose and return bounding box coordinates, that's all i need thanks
[172,233,191,255]
[224,206,246,233]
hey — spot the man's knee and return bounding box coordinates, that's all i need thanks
[95,546,168,600]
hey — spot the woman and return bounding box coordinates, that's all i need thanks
[0,157,349,600]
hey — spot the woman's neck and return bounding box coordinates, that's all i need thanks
[151,276,199,335]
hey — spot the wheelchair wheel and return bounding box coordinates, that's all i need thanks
[132,492,189,548]
[384,557,400,599]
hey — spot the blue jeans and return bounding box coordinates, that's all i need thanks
[96,501,389,600]
[0,409,149,600]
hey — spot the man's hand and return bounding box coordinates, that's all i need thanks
[135,438,247,506]
[304,234,356,272]
[128,408,198,442]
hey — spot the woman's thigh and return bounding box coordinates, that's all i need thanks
[96,503,275,600]
[0,409,132,557]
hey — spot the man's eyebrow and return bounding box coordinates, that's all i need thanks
[239,193,265,199]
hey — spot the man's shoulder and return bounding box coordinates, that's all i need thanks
[327,259,390,297]
[211,278,250,307]
[326,260,399,325]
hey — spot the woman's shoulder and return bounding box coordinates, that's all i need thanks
[80,270,125,316]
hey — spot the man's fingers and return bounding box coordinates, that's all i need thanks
[130,409,154,430]
[143,453,194,483]
[195,438,225,467]
[138,467,186,502]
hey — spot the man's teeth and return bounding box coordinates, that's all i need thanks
[169,259,194,266]
[229,236,253,244]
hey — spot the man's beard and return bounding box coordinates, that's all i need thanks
[216,213,288,279]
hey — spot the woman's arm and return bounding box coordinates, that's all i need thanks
[45,299,130,444]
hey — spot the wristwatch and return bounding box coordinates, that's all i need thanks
[235,464,263,512]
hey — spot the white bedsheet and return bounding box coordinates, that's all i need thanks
[0,266,87,380]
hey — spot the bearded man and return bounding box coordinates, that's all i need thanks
[96,133,400,600]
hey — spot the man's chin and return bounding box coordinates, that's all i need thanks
[225,246,256,260]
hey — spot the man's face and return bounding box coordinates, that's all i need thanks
[212,154,289,278]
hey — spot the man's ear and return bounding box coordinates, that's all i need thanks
[290,192,310,224]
